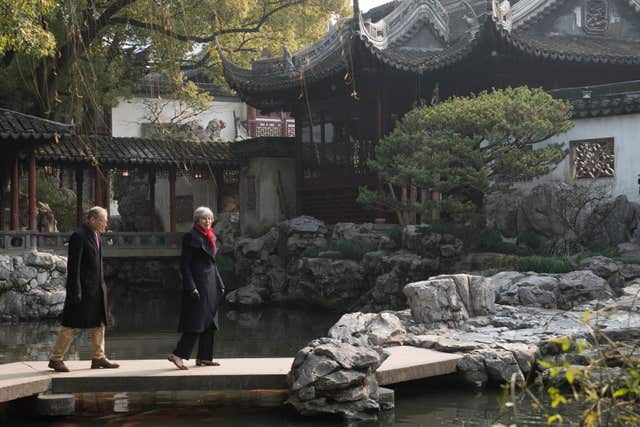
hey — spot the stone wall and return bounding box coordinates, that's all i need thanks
[0,252,67,322]
[226,216,464,311]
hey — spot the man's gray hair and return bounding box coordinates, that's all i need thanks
[193,206,214,223]
[87,206,107,220]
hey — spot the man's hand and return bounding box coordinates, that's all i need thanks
[191,289,200,301]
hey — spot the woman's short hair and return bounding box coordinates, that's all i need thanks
[193,206,214,223]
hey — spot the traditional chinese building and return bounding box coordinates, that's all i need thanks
[218,0,640,223]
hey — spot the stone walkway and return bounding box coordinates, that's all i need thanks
[0,346,462,402]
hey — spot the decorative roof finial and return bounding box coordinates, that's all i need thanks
[281,43,295,70]
[492,0,512,31]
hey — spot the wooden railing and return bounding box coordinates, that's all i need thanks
[0,232,183,258]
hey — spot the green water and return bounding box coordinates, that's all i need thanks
[0,289,577,426]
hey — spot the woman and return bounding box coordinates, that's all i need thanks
[168,207,225,370]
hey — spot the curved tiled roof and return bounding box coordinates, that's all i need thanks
[0,108,73,141]
[498,29,640,65]
[550,80,640,118]
[218,0,640,102]
[218,16,353,94]
[510,0,563,31]
[35,136,239,168]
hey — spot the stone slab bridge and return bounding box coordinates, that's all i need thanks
[0,347,461,405]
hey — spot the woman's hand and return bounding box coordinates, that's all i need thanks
[191,289,200,301]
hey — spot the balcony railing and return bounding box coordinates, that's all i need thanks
[0,232,184,258]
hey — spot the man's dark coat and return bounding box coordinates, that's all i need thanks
[178,228,226,333]
[62,223,108,328]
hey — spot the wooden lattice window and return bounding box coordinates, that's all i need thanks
[571,138,614,179]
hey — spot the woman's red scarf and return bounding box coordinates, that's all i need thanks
[194,224,216,253]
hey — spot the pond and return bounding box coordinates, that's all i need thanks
[1,288,579,426]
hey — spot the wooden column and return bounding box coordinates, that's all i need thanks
[75,167,83,226]
[94,166,103,207]
[10,157,20,230]
[214,168,224,213]
[149,169,156,232]
[280,111,287,137]
[103,169,111,215]
[248,106,257,137]
[28,155,37,231]
[169,168,176,232]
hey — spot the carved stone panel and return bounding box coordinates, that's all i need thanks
[571,138,615,179]
[583,0,609,35]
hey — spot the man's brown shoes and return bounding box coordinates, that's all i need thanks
[48,360,70,372]
[91,358,120,369]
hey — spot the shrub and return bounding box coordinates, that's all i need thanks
[517,256,572,274]
[477,228,532,256]
[22,171,76,231]
[498,314,640,427]
[331,239,370,261]
[541,239,586,258]
[302,246,322,258]
[516,231,547,253]
[486,255,572,273]
[301,239,371,261]
[387,225,403,247]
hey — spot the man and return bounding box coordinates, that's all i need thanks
[48,206,119,372]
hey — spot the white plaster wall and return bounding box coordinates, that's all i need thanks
[111,96,245,229]
[525,113,640,203]
[112,96,247,142]
[239,158,297,235]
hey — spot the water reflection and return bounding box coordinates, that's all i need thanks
[0,290,341,363]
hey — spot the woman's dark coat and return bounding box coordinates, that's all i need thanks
[178,228,226,333]
[62,223,108,328]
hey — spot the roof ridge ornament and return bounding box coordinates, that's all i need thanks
[357,0,450,49]
[492,0,512,31]
[511,0,562,30]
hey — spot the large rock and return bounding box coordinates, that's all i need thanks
[403,274,495,327]
[584,195,640,247]
[491,271,615,309]
[328,312,406,347]
[287,337,387,421]
[331,223,396,251]
[358,252,440,312]
[213,212,239,254]
[578,256,623,279]
[484,191,523,238]
[401,225,463,259]
[516,183,569,239]
[289,258,365,308]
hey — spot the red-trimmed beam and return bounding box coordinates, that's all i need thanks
[28,155,37,231]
